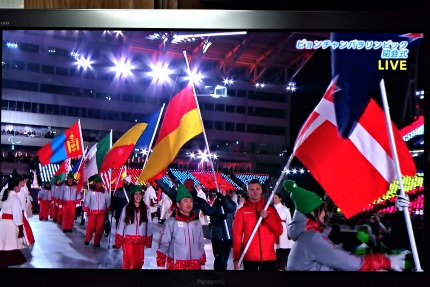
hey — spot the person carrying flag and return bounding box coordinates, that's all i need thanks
[283,180,409,271]
[59,172,81,232]
[83,174,111,247]
[232,179,283,271]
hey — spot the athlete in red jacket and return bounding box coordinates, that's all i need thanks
[232,179,283,271]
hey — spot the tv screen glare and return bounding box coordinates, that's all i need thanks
[0,9,429,286]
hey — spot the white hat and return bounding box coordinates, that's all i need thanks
[123,175,132,183]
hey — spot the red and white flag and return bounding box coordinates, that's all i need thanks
[293,79,416,218]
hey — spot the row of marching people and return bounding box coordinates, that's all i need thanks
[2,169,413,271]
[37,173,110,246]
[112,174,412,272]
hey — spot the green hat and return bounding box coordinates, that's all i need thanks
[176,184,193,203]
[67,171,74,179]
[93,175,102,182]
[356,225,370,244]
[283,180,323,214]
[130,184,142,195]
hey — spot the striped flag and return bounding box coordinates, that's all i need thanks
[37,121,84,165]
[100,107,163,173]
[83,132,111,186]
[138,83,203,182]
[50,158,71,184]
[71,157,84,192]
[293,79,416,218]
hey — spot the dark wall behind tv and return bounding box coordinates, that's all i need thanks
[22,0,430,12]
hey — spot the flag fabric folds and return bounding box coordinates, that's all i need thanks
[83,132,111,184]
[37,121,84,165]
[100,107,162,173]
[72,157,84,192]
[50,158,71,184]
[139,83,203,182]
[293,79,416,219]
[331,32,423,138]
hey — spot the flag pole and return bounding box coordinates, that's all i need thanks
[112,165,125,194]
[182,50,230,239]
[108,129,113,196]
[237,152,295,266]
[77,119,85,154]
[141,104,166,173]
[76,146,88,173]
[379,79,423,272]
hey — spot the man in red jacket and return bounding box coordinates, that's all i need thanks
[232,179,283,271]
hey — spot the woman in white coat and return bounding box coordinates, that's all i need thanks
[0,176,28,267]
[272,192,293,271]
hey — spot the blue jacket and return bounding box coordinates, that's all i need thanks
[196,193,236,240]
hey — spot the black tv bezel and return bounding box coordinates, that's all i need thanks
[1,8,429,287]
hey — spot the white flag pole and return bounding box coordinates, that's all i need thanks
[379,79,423,272]
[183,50,230,239]
[141,104,166,174]
[237,152,295,266]
[108,129,113,197]
[112,165,125,195]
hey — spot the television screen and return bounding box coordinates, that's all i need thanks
[1,9,428,286]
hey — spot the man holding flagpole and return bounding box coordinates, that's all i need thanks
[232,179,282,271]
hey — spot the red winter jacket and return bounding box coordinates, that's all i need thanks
[232,198,283,262]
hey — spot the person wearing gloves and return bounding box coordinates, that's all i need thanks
[283,179,409,271]
[37,182,52,221]
[156,184,206,270]
[83,175,111,247]
[114,184,153,269]
[195,185,237,271]
[232,179,283,271]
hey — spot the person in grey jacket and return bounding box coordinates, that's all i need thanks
[195,185,237,270]
[284,180,408,271]
[156,184,206,270]
[114,184,153,269]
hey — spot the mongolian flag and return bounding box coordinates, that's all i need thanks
[100,107,163,173]
[139,82,203,182]
[293,79,416,218]
[37,121,84,165]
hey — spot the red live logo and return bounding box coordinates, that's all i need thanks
[378,60,407,70]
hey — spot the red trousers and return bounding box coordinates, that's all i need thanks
[122,243,144,269]
[50,201,57,220]
[57,205,63,224]
[85,211,105,244]
[62,202,76,230]
[39,200,50,220]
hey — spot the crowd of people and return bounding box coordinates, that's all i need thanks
[0,169,416,271]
